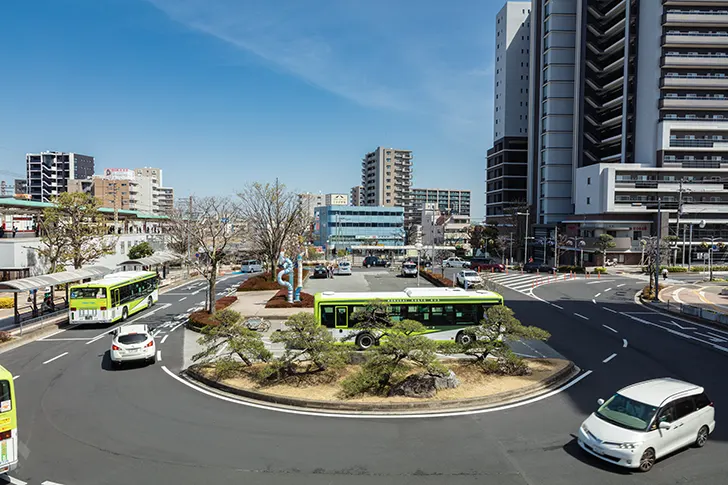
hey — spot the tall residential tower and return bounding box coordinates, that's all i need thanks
[26,152,94,202]
[361,147,414,223]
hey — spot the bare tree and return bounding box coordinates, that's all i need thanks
[238,180,309,281]
[167,196,246,313]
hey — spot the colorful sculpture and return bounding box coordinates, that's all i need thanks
[294,252,303,302]
[277,251,294,303]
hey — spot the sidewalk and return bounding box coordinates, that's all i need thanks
[227,290,313,319]
[660,283,728,315]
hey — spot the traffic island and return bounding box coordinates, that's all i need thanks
[184,358,578,413]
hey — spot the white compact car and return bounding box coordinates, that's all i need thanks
[110,324,156,367]
[578,378,715,472]
[336,261,352,275]
[443,257,470,268]
[240,259,263,273]
[456,270,483,288]
[401,261,419,277]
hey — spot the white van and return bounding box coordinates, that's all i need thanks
[240,260,263,273]
[578,378,715,472]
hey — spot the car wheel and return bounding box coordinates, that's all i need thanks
[121,307,128,321]
[455,331,474,345]
[638,448,656,472]
[365,264,370,268]
[112,360,121,370]
[148,355,157,365]
[355,332,375,350]
[696,425,709,448]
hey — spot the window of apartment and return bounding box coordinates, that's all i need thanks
[586,197,591,205]
[632,230,642,241]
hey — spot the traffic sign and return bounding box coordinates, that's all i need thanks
[712,245,718,252]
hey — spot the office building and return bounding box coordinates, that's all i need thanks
[325,193,349,206]
[527,0,728,264]
[298,192,326,219]
[26,152,94,202]
[350,185,363,206]
[486,2,531,224]
[133,167,172,215]
[313,206,405,250]
[361,147,414,223]
[412,188,471,224]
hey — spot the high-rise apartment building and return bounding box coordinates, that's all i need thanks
[485,2,531,224]
[26,152,94,202]
[133,167,172,215]
[361,147,414,223]
[412,188,471,224]
[350,185,363,206]
[528,0,728,264]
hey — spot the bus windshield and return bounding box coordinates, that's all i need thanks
[70,288,107,299]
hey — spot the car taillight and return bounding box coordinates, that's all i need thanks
[0,430,11,440]
[70,307,76,312]
[145,341,154,348]
[710,401,714,407]
[112,345,120,351]
[100,306,107,311]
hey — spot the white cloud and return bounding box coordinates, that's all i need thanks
[146,0,494,141]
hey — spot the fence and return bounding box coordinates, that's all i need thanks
[664,300,728,328]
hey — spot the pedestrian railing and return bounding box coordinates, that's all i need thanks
[663,299,728,328]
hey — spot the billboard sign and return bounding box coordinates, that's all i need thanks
[104,168,135,180]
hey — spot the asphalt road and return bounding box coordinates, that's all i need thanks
[1,271,727,485]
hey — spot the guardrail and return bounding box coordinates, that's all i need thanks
[663,299,728,329]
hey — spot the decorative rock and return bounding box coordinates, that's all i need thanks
[388,374,437,398]
[432,370,460,390]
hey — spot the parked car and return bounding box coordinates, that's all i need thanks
[523,261,556,273]
[335,261,352,275]
[240,259,263,273]
[110,324,156,367]
[311,265,329,278]
[455,270,483,288]
[362,256,391,268]
[578,378,715,472]
[443,257,470,268]
[469,257,505,272]
[401,261,419,277]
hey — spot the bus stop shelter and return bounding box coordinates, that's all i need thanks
[0,266,113,325]
[116,252,180,279]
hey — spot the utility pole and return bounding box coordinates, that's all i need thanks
[509,232,514,265]
[655,198,662,300]
[187,195,193,276]
[675,178,684,266]
[517,211,530,264]
[554,224,559,267]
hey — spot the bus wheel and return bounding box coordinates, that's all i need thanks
[147,296,154,308]
[456,331,473,345]
[122,307,128,321]
[356,333,375,350]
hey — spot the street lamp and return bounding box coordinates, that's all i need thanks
[702,236,721,282]
[415,242,423,287]
[687,219,707,271]
[516,211,530,264]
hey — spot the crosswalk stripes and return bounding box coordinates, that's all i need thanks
[477,271,572,295]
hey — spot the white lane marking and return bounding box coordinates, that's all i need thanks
[673,288,685,304]
[695,331,727,342]
[586,280,614,285]
[179,296,188,301]
[37,324,80,340]
[12,375,19,380]
[617,284,625,288]
[602,325,618,333]
[161,365,593,419]
[551,304,564,310]
[592,299,596,304]
[170,321,186,332]
[9,477,28,485]
[156,350,162,361]
[623,338,628,348]
[42,352,68,365]
[574,313,589,320]
[603,307,617,313]
[620,312,727,349]
[604,288,612,292]
[594,293,601,298]
[86,303,172,345]
[602,353,617,363]
[191,288,203,295]
[661,320,696,331]
[161,334,169,344]
[713,345,728,353]
[42,481,66,485]
[707,331,728,341]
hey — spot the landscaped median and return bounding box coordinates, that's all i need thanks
[185,358,576,412]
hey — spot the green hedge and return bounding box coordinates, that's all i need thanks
[558,265,585,274]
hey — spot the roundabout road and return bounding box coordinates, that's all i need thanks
[2,274,727,485]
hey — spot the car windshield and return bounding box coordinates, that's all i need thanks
[70,287,107,299]
[403,263,416,268]
[463,271,478,277]
[118,334,149,345]
[596,394,658,431]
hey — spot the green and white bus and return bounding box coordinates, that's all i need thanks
[69,271,159,324]
[314,287,504,349]
[0,365,18,475]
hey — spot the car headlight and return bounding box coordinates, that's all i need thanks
[580,423,589,434]
[617,442,642,449]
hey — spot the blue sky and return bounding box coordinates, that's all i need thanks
[0,0,500,219]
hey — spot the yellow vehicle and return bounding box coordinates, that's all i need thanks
[0,365,17,474]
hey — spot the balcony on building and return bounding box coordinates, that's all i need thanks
[664,9,728,28]
[663,30,728,48]
[660,95,728,109]
[662,73,728,88]
[662,52,728,68]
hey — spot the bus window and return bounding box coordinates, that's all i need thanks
[119,285,131,302]
[0,380,11,412]
[454,304,479,324]
[70,287,106,299]
[320,305,335,327]
[389,305,402,322]
[407,305,430,322]
[111,289,119,307]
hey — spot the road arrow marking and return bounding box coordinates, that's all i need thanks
[661,320,696,331]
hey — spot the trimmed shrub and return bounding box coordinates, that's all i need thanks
[265,289,315,308]
[558,265,585,274]
[238,270,310,292]
[592,267,608,274]
[0,331,11,343]
[641,284,666,300]
[480,351,532,376]
[0,297,13,309]
[659,266,688,273]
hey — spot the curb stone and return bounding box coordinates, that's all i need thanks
[183,360,579,414]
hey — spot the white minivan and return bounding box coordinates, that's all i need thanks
[240,259,263,273]
[578,378,715,472]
